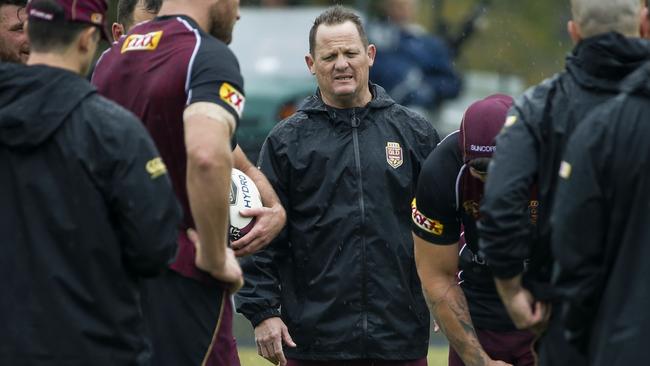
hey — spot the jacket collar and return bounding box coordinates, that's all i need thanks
[298,83,395,114]
[566,32,650,92]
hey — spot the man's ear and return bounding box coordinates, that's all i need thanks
[367,44,376,67]
[305,53,316,75]
[78,26,99,53]
[640,7,650,39]
[112,22,125,42]
[567,20,582,44]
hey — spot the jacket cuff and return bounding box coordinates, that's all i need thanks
[249,308,281,328]
[488,260,525,279]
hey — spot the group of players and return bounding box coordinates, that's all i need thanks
[1,0,650,365]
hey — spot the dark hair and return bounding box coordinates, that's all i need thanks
[468,157,490,174]
[117,0,161,29]
[117,0,139,28]
[309,5,368,55]
[0,0,27,7]
[27,0,95,53]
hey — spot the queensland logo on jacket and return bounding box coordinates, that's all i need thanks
[121,31,163,53]
[220,82,245,118]
[386,142,403,169]
[411,199,444,235]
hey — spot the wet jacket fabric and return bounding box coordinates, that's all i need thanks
[0,63,181,365]
[551,62,650,366]
[478,33,650,297]
[236,84,439,360]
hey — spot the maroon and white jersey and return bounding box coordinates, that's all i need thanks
[93,15,245,282]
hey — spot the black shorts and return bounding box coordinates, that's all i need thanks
[141,269,240,366]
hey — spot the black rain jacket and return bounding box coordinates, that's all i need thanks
[551,62,650,365]
[236,84,438,360]
[0,63,181,365]
[478,33,650,298]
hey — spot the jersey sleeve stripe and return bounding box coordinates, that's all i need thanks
[175,17,202,106]
[455,164,467,210]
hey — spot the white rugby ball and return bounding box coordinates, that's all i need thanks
[229,168,263,241]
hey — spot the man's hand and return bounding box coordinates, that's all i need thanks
[231,204,286,257]
[254,317,296,366]
[495,276,549,331]
[188,229,243,293]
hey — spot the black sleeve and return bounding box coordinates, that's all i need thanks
[411,132,462,244]
[478,105,538,279]
[104,107,182,277]
[235,126,290,326]
[188,38,245,128]
[551,114,608,353]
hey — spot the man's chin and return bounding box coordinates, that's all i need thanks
[332,86,357,97]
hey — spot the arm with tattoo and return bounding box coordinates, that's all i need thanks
[414,234,511,366]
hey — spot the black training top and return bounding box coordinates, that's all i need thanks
[412,131,538,330]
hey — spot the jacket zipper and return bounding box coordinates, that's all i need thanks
[350,110,368,353]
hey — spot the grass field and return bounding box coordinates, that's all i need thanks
[238,346,449,366]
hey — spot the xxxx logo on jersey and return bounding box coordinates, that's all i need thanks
[121,31,163,53]
[219,82,245,118]
[411,199,444,235]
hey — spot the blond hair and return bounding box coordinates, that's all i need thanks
[571,0,642,38]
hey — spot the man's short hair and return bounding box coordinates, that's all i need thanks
[117,0,138,28]
[117,0,161,30]
[309,6,368,55]
[27,0,94,53]
[571,0,641,38]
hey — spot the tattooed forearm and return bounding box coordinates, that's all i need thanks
[423,282,489,366]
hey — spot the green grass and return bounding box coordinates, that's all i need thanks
[238,346,449,366]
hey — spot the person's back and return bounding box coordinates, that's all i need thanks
[480,16,650,299]
[478,0,650,365]
[93,4,244,283]
[93,1,245,364]
[0,1,180,364]
[551,62,650,365]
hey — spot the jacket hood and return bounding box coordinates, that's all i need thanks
[621,60,650,95]
[0,63,95,149]
[298,83,395,113]
[566,32,650,92]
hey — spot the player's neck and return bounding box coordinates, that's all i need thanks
[27,52,83,75]
[158,2,211,34]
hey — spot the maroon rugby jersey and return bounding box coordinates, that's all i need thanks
[92,15,244,282]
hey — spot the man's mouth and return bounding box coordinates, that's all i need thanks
[334,75,353,81]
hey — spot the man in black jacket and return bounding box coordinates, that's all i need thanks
[236,6,439,366]
[0,0,181,364]
[478,0,650,365]
[551,62,650,366]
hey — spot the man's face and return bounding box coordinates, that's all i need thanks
[0,5,29,63]
[209,0,240,44]
[306,21,376,109]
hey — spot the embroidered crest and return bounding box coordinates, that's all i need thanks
[386,142,403,169]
